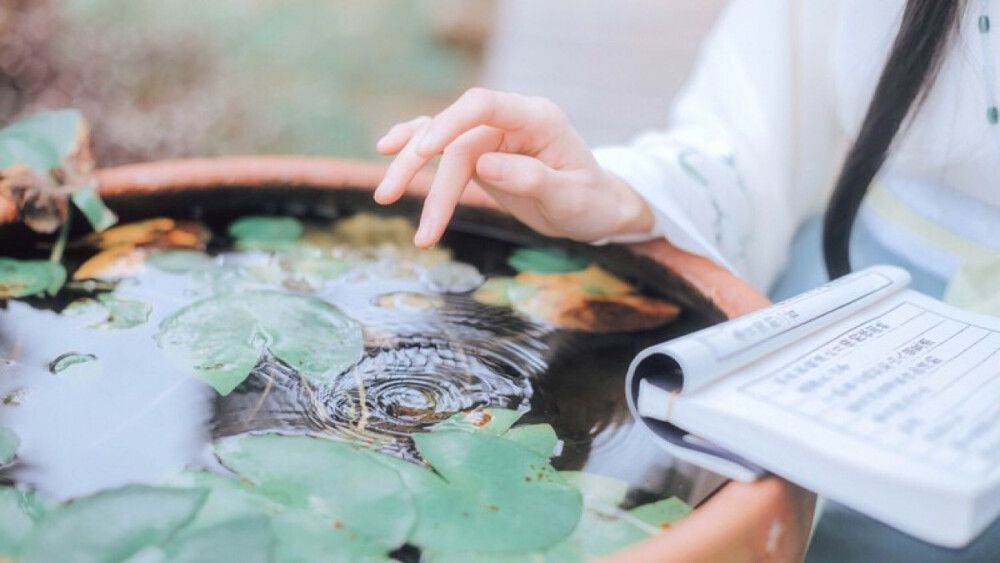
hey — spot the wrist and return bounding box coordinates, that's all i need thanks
[603,170,655,239]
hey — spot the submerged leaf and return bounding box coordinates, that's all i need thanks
[422,262,484,293]
[473,278,538,307]
[146,250,215,274]
[507,247,587,275]
[157,291,364,394]
[21,485,207,563]
[0,427,19,465]
[215,434,416,550]
[0,258,66,298]
[73,246,147,281]
[77,218,175,249]
[330,214,416,246]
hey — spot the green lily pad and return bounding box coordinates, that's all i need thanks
[630,497,692,527]
[97,293,152,329]
[70,187,118,232]
[507,248,587,275]
[147,250,216,273]
[473,278,537,307]
[431,408,523,435]
[0,487,49,557]
[501,424,559,458]
[215,434,415,550]
[228,216,303,246]
[157,291,364,395]
[0,109,84,171]
[21,485,207,563]
[166,471,389,561]
[405,430,582,553]
[160,516,273,563]
[559,472,628,508]
[0,259,66,299]
[0,427,19,465]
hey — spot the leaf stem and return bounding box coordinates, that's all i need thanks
[50,214,72,264]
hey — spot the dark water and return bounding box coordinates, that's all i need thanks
[0,209,726,510]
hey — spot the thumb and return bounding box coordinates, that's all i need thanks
[475,152,557,197]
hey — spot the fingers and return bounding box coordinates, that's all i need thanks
[375,115,430,155]
[476,152,554,200]
[373,118,434,205]
[415,88,560,158]
[414,127,503,247]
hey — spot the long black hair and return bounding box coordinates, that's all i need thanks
[822,0,968,278]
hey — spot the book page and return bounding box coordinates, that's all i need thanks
[732,289,1000,479]
[629,265,911,392]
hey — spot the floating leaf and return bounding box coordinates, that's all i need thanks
[0,258,66,298]
[630,497,692,529]
[0,427,20,465]
[147,250,215,274]
[403,430,582,553]
[215,434,416,550]
[559,472,628,508]
[70,187,118,232]
[502,424,559,458]
[507,248,587,275]
[0,487,49,557]
[97,293,152,329]
[47,352,99,376]
[0,109,84,171]
[473,278,537,307]
[431,408,523,435]
[160,516,272,563]
[21,485,207,563]
[157,291,364,394]
[166,471,389,561]
[517,266,633,297]
[228,216,303,249]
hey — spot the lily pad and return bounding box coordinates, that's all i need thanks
[157,291,364,395]
[228,216,303,246]
[0,109,84,171]
[20,485,207,563]
[159,516,273,563]
[166,471,389,561]
[404,430,582,553]
[0,426,20,465]
[0,258,66,298]
[501,424,559,458]
[215,434,415,550]
[507,248,587,275]
[0,487,49,557]
[147,250,216,273]
[70,187,118,232]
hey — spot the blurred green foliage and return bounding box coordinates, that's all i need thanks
[4,0,476,164]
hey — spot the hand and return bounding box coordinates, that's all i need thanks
[374,88,654,247]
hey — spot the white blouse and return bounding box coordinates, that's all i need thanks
[594,0,1000,292]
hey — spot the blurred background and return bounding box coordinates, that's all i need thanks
[0,0,724,167]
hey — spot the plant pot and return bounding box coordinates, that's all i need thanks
[2,156,815,562]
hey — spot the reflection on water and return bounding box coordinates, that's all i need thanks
[0,214,724,509]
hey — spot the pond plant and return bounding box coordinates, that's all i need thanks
[0,111,689,561]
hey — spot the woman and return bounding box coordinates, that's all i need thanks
[376,0,1000,559]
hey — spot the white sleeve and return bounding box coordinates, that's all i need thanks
[594,0,843,291]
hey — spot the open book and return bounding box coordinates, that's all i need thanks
[628,265,1000,547]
